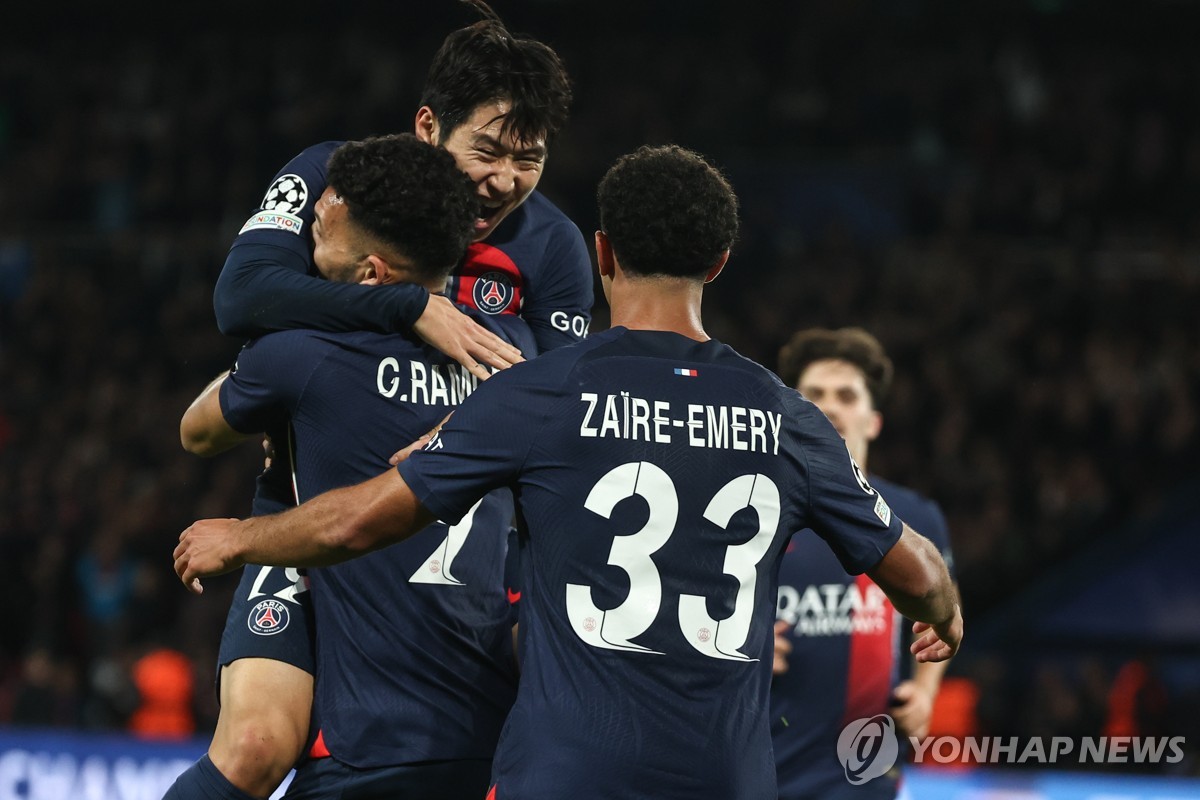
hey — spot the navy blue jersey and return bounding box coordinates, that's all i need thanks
[772,475,954,800]
[397,327,904,800]
[220,310,535,769]
[214,142,593,354]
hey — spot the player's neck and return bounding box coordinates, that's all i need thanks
[608,276,709,341]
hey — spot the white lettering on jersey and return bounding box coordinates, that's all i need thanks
[577,394,782,455]
[550,311,589,338]
[376,359,481,405]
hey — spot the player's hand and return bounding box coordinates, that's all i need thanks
[413,294,524,381]
[174,518,245,595]
[890,680,935,739]
[911,603,962,663]
[772,619,793,676]
[262,435,275,470]
[389,412,454,466]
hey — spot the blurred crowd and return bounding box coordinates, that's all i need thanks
[1,0,1197,769]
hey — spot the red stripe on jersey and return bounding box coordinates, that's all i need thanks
[486,784,498,800]
[307,728,331,759]
[454,243,524,315]
[842,574,895,725]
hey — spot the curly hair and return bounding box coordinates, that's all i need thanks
[777,327,894,407]
[596,144,739,279]
[326,133,477,281]
[420,0,572,144]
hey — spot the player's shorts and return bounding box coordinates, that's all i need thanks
[216,564,315,681]
[282,756,492,800]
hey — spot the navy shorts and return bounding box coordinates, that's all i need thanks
[283,756,492,800]
[216,564,316,680]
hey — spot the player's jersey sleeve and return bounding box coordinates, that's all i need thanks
[218,332,326,434]
[212,142,428,339]
[785,393,904,575]
[521,216,593,352]
[397,366,542,524]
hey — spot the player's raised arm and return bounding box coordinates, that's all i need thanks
[867,524,962,662]
[174,468,437,593]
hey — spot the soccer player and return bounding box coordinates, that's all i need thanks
[169,134,532,800]
[174,5,588,798]
[771,326,958,800]
[213,0,590,373]
[173,144,962,800]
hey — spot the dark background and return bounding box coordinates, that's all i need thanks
[1,0,1197,770]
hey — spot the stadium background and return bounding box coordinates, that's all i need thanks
[1,0,1198,796]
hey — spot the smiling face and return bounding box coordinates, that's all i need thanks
[417,100,547,242]
[796,358,882,468]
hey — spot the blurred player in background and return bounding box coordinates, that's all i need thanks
[168,135,531,800]
[172,144,962,800]
[771,326,958,800]
[166,4,588,798]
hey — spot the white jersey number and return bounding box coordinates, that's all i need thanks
[566,462,780,660]
[409,498,485,586]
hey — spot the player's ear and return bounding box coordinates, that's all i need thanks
[703,250,730,284]
[415,107,438,146]
[867,409,883,443]
[595,231,614,279]
[361,255,392,286]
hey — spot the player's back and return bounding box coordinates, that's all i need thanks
[418,327,904,799]
[228,311,534,769]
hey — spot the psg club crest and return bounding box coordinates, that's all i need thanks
[247,599,290,636]
[261,174,309,215]
[472,271,514,315]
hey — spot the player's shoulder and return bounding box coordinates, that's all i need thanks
[507,191,585,243]
[241,328,339,358]
[459,304,538,358]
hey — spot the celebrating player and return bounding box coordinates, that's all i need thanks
[169,4,587,798]
[771,326,958,800]
[173,144,962,799]
[213,0,590,374]
[166,135,531,800]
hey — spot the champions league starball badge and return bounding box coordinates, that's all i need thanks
[261,174,309,215]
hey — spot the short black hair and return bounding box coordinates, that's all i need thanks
[326,133,476,281]
[597,144,739,279]
[777,327,895,407]
[420,0,572,144]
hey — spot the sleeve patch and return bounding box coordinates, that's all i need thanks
[239,211,305,236]
[261,173,310,214]
[874,494,892,526]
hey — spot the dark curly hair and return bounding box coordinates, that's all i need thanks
[777,327,894,407]
[596,144,739,279]
[326,133,477,281]
[420,0,572,144]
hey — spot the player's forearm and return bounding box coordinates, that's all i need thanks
[234,469,435,567]
[214,245,429,337]
[869,526,958,626]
